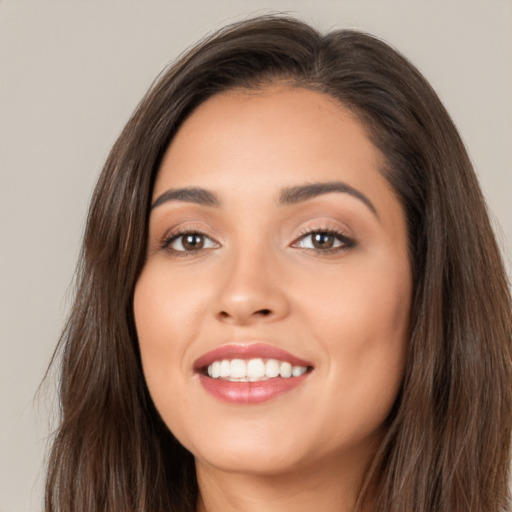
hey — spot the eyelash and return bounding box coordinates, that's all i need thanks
[291,227,356,254]
[160,228,218,257]
[160,226,356,257]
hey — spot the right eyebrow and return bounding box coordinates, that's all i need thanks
[150,187,220,210]
[279,181,378,218]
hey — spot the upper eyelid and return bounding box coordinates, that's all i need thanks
[155,220,354,248]
[160,224,348,239]
[158,221,219,242]
[293,222,352,239]
[292,229,354,246]
[161,229,218,248]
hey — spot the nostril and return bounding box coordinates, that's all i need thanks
[216,308,274,323]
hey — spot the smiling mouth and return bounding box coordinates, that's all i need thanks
[194,343,314,404]
[203,358,311,382]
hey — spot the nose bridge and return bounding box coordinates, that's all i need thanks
[215,237,289,324]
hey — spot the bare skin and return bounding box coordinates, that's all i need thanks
[134,85,412,512]
[195,448,374,512]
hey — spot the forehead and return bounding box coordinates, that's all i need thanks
[154,85,394,212]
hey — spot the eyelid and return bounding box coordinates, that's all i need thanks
[164,232,218,250]
[155,220,355,256]
[156,219,218,244]
[290,223,356,253]
[159,225,221,255]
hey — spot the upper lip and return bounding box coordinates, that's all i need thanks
[193,342,314,372]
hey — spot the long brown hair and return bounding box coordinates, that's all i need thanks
[45,15,512,512]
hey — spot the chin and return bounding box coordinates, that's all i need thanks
[175,419,309,476]
[194,442,308,476]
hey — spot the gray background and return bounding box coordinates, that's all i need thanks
[1,1,511,510]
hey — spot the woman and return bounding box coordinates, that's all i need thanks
[45,15,512,512]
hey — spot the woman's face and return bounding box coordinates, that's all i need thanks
[134,86,412,478]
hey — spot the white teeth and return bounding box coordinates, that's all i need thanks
[210,361,220,378]
[265,359,280,378]
[230,359,246,379]
[247,358,265,380]
[292,365,307,377]
[219,359,230,377]
[205,357,308,381]
[279,361,292,378]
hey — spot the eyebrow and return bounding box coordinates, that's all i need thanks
[279,181,378,217]
[151,187,220,210]
[151,181,377,217]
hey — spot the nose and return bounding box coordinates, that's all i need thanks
[214,247,290,326]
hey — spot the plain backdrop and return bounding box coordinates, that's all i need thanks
[1,1,511,511]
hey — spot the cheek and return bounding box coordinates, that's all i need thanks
[133,265,212,445]
[301,245,411,342]
[134,260,212,340]
[133,263,206,392]
[295,249,411,416]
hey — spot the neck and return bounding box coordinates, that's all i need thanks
[195,452,374,512]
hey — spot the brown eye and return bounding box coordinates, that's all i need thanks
[311,232,335,249]
[181,234,204,250]
[163,232,218,253]
[292,230,355,253]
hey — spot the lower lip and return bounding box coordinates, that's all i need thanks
[198,373,309,404]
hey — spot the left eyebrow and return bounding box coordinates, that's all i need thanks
[151,187,220,210]
[279,181,378,218]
